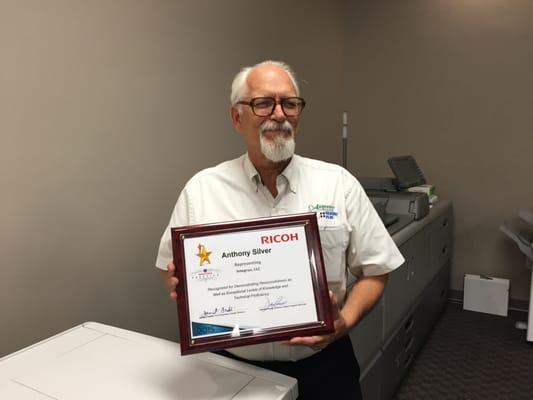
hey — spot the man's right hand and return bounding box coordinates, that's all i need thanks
[160,262,179,300]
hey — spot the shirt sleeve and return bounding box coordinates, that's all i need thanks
[344,171,405,277]
[155,187,192,270]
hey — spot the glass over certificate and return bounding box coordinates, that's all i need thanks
[171,213,334,355]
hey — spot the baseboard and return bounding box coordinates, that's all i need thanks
[448,289,529,312]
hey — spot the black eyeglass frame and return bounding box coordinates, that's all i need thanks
[236,96,306,117]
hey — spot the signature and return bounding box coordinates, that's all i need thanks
[200,305,234,318]
[260,296,288,311]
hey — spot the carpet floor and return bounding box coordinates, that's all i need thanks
[393,302,533,400]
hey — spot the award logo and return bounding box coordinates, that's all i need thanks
[191,243,219,281]
[196,244,212,266]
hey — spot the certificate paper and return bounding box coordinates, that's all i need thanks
[171,213,333,355]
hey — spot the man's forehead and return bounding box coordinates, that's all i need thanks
[246,65,296,96]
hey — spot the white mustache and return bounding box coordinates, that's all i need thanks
[260,120,294,135]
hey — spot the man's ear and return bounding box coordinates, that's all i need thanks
[230,106,242,132]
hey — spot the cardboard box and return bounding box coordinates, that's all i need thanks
[463,274,509,317]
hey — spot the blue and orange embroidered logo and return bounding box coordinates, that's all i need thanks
[308,204,339,220]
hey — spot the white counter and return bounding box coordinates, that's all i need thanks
[0,322,297,400]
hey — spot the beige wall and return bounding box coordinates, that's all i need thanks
[0,0,344,356]
[3,0,532,358]
[343,0,533,301]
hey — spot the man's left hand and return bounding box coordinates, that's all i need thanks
[286,291,349,351]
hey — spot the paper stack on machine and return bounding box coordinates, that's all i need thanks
[405,184,438,205]
[406,184,435,196]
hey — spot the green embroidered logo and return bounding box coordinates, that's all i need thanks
[308,204,338,220]
[308,204,335,212]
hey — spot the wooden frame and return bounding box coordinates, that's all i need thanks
[171,212,333,355]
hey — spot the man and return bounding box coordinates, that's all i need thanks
[156,60,404,399]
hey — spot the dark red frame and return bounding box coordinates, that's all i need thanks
[171,212,333,355]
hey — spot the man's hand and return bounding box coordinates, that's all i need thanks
[286,291,349,351]
[160,262,179,300]
[286,273,388,351]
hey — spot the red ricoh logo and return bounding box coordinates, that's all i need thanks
[260,232,299,244]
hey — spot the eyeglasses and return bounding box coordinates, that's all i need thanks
[236,97,306,117]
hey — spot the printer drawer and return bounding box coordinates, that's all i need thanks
[431,209,453,269]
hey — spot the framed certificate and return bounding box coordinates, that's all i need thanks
[171,212,334,355]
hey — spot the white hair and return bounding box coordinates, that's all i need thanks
[230,60,300,106]
[260,134,295,162]
[259,120,296,162]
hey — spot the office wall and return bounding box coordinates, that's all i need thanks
[343,0,533,302]
[0,0,344,356]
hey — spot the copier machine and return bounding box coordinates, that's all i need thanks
[500,209,533,342]
[359,156,430,234]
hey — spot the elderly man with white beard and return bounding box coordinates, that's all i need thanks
[155,60,404,399]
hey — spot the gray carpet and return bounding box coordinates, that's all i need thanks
[393,302,533,400]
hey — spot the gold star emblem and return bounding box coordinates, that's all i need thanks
[196,244,212,266]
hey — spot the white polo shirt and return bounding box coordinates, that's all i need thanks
[156,153,404,361]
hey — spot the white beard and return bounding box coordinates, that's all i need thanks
[259,120,296,163]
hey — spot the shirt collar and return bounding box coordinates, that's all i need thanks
[243,153,261,192]
[281,155,298,194]
[242,153,298,194]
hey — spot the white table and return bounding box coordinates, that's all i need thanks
[0,322,297,399]
[500,212,533,342]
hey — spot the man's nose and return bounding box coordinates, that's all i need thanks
[270,103,286,121]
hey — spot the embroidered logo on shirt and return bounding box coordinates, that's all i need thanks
[308,204,339,220]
